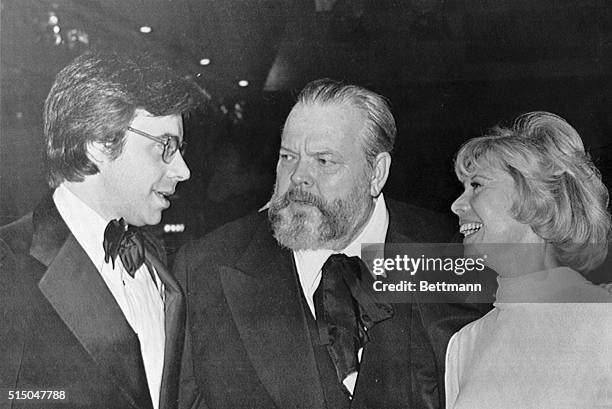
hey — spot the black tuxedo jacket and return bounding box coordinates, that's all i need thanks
[0,193,198,409]
[174,199,483,409]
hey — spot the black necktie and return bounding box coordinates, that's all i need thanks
[103,218,145,277]
[313,254,394,386]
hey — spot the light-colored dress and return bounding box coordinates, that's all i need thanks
[445,267,612,409]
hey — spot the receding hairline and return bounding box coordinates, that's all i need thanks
[283,100,370,141]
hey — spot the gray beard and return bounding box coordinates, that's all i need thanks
[267,185,373,251]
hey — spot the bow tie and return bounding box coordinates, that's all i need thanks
[103,218,145,277]
[313,253,394,386]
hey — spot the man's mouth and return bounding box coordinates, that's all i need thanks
[154,190,175,202]
[459,222,483,237]
[285,189,322,203]
[290,198,315,205]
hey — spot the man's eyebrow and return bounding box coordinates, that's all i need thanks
[308,148,343,158]
[278,145,343,159]
[279,145,297,153]
[313,149,340,156]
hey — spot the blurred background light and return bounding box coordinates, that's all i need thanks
[163,224,185,233]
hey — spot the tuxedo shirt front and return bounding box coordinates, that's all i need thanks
[53,184,166,409]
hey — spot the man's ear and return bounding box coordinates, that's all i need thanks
[87,141,109,165]
[369,152,391,197]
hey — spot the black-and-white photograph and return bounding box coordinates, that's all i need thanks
[1,1,611,408]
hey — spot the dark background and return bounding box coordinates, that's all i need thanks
[1,0,611,276]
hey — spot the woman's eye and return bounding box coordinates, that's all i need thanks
[470,181,482,190]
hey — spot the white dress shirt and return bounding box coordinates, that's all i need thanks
[54,184,166,409]
[293,193,389,395]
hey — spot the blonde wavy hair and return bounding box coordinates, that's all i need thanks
[454,111,611,273]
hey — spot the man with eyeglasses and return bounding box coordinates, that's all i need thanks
[0,49,202,409]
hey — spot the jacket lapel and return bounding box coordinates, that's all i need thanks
[352,202,416,406]
[32,194,153,409]
[147,250,186,409]
[219,219,327,409]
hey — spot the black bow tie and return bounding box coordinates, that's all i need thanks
[103,218,145,277]
[313,253,394,386]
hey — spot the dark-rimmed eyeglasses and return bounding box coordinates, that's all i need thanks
[127,126,186,164]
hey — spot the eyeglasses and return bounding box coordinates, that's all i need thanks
[127,126,186,164]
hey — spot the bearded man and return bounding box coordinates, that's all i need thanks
[174,79,482,409]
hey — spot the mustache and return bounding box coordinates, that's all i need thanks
[271,189,324,208]
[286,189,323,205]
[269,189,340,221]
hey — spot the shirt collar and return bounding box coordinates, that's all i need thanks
[341,193,388,258]
[53,183,110,272]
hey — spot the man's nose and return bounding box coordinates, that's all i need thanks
[168,152,191,182]
[290,157,313,187]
